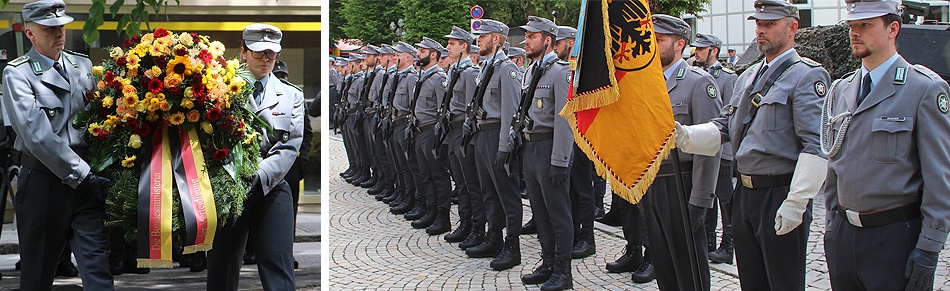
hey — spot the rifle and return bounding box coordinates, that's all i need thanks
[405,67,438,155]
[355,65,376,127]
[333,67,353,134]
[373,65,393,137]
[505,59,547,175]
[432,52,465,159]
[460,43,504,154]
[378,60,402,140]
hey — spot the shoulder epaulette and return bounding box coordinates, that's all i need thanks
[912,64,941,82]
[801,57,821,67]
[689,66,706,74]
[556,60,568,65]
[721,67,735,74]
[63,50,88,59]
[840,70,857,83]
[8,55,29,67]
[279,78,302,92]
[542,58,558,69]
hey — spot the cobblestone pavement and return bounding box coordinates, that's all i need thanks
[327,134,950,290]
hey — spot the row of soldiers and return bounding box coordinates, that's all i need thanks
[332,0,950,289]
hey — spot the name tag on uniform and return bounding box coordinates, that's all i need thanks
[536,85,551,89]
[273,111,287,116]
[880,116,906,122]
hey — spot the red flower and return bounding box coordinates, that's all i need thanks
[123,40,135,48]
[153,28,170,38]
[116,57,127,67]
[206,107,221,121]
[104,71,115,83]
[154,57,168,70]
[212,149,228,161]
[190,33,198,38]
[197,49,213,64]
[132,35,141,41]
[167,87,182,97]
[175,47,188,56]
[97,130,110,141]
[148,78,163,94]
[84,91,92,100]
[135,123,151,137]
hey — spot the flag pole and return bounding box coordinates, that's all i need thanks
[670,148,703,290]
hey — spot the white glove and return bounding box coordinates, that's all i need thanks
[674,121,722,156]
[775,152,828,235]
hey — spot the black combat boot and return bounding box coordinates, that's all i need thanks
[368,181,387,195]
[521,253,555,284]
[490,236,521,270]
[359,174,377,188]
[444,219,472,242]
[540,256,573,291]
[391,190,415,214]
[383,187,403,204]
[631,250,655,283]
[404,200,427,220]
[709,201,734,264]
[459,222,486,250]
[606,244,642,273]
[571,227,595,259]
[426,207,451,235]
[521,218,537,235]
[411,205,438,229]
[466,230,502,258]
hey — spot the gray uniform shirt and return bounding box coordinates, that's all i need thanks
[1,49,92,188]
[412,65,448,128]
[668,60,723,208]
[479,50,522,152]
[823,55,950,252]
[367,65,385,104]
[252,73,304,194]
[449,58,478,122]
[346,71,365,107]
[711,49,829,175]
[523,51,572,168]
[379,65,398,108]
[330,67,342,90]
[708,62,738,161]
[393,68,418,118]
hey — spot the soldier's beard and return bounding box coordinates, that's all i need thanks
[660,45,677,67]
[415,55,431,67]
[479,45,493,57]
[851,44,871,59]
[757,37,788,56]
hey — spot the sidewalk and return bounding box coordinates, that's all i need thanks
[327,134,950,290]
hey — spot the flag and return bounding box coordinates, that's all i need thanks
[561,0,674,204]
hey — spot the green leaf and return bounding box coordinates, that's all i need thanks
[83,19,101,44]
[109,0,125,18]
[126,20,141,37]
[72,110,93,129]
[182,121,196,132]
[89,2,105,20]
[91,144,115,172]
[116,15,131,37]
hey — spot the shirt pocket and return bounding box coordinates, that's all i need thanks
[531,88,553,129]
[756,90,791,131]
[870,117,913,164]
[34,92,63,121]
[672,102,690,124]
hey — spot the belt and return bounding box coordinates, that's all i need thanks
[657,161,693,175]
[838,203,921,228]
[450,120,465,129]
[393,116,408,126]
[347,108,360,114]
[523,132,553,142]
[739,173,793,189]
[20,153,53,175]
[364,108,377,114]
[477,122,500,131]
[417,124,434,132]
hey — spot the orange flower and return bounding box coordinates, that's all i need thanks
[159,101,171,112]
[121,84,137,96]
[164,74,182,88]
[168,112,185,125]
[180,98,194,109]
[186,110,201,122]
[97,81,106,90]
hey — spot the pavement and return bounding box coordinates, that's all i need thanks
[0,197,321,290]
[327,134,950,290]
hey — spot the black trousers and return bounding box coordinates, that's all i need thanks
[346,114,367,173]
[207,182,296,291]
[733,184,810,291]
[522,139,573,259]
[369,116,395,185]
[390,123,415,192]
[826,214,920,290]
[362,115,380,178]
[569,144,596,230]
[618,195,647,250]
[413,128,451,209]
[705,159,734,236]
[342,114,359,171]
[448,127,483,224]
[16,168,114,291]
[642,174,710,291]
[473,128,521,236]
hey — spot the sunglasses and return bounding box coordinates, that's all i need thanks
[250,50,279,60]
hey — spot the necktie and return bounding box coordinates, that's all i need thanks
[53,62,69,83]
[857,73,872,106]
[253,81,264,106]
[752,64,769,88]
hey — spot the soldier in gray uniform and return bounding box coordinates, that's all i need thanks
[469,45,481,64]
[441,26,484,241]
[408,38,452,232]
[358,45,383,190]
[676,1,830,289]
[375,45,402,204]
[822,1,950,290]
[340,55,363,183]
[514,16,575,290]
[2,1,114,289]
[388,42,422,216]
[344,54,370,186]
[207,23,302,290]
[508,47,527,73]
[464,19,524,272]
[364,45,396,198]
[690,32,740,264]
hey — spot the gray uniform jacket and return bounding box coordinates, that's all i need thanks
[708,63,738,161]
[412,66,448,128]
[479,51,522,152]
[823,55,950,253]
[669,61,723,208]
[393,68,418,118]
[449,58,478,123]
[330,67,342,90]
[710,49,829,175]
[253,73,304,194]
[346,71,364,108]
[367,65,385,105]
[524,52,572,168]
[379,65,398,108]
[2,49,92,188]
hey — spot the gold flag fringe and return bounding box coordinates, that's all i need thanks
[137,259,173,269]
[182,243,213,254]
[559,0,622,116]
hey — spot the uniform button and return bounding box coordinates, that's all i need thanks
[710,193,715,198]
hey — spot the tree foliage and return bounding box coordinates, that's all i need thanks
[650,0,710,18]
[398,0,475,45]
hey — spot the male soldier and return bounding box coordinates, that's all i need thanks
[207,23,302,290]
[388,42,422,216]
[273,60,289,81]
[509,47,527,72]
[438,48,455,71]
[375,44,402,204]
[2,1,114,289]
[358,45,383,190]
[408,38,452,234]
[823,1,950,290]
[515,16,574,290]
[329,57,344,130]
[344,54,369,187]
[464,19,524,271]
[469,45,481,64]
[364,45,396,199]
[676,1,830,289]
[690,33,740,264]
[441,26,483,242]
[339,55,360,180]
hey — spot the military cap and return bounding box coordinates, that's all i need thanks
[748,0,800,20]
[393,41,418,56]
[691,33,723,48]
[334,58,349,66]
[274,60,289,75]
[652,14,691,39]
[473,19,509,35]
[348,53,364,62]
[378,44,395,55]
[842,0,901,21]
[444,26,475,44]
[470,45,480,54]
[243,23,282,52]
[520,16,559,35]
[508,47,526,58]
[439,47,451,58]
[363,45,380,55]
[22,0,73,26]
[415,37,445,52]
[556,26,577,41]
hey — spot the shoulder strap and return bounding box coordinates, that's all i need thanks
[735,55,800,154]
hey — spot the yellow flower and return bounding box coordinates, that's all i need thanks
[88,123,102,136]
[228,79,245,95]
[210,41,226,56]
[166,56,195,79]
[151,66,163,77]
[201,121,213,134]
[103,118,114,127]
[93,91,101,100]
[110,47,124,59]
[128,134,142,148]
[127,54,141,69]
[154,37,169,49]
[136,102,148,113]
[179,32,194,46]
[92,66,104,76]
[184,87,194,99]
[119,78,132,87]
[102,96,114,108]
[121,155,137,168]
[181,98,194,109]
[147,113,159,122]
[186,110,201,122]
[156,93,166,101]
[148,44,164,57]
[168,112,185,125]
[141,34,154,45]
